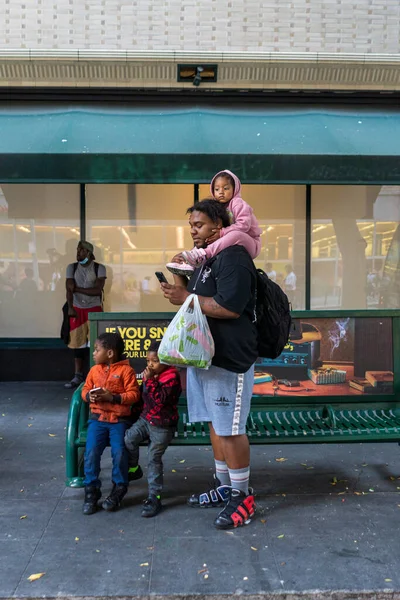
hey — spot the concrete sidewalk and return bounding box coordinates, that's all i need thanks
[1,381,400,599]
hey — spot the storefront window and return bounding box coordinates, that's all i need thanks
[0,184,80,337]
[311,186,400,309]
[200,184,307,309]
[86,184,194,313]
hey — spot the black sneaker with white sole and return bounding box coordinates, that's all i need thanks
[187,475,231,508]
[214,488,256,530]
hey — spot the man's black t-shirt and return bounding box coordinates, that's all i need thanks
[186,246,258,373]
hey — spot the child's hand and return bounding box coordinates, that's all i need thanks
[142,366,155,381]
[91,388,113,403]
[206,228,221,244]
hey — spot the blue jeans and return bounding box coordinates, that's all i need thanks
[84,419,130,488]
[125,417,175,496]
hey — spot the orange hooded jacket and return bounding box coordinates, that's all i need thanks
[82,359,141,424]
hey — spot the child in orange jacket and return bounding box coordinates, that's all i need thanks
[81,332,141,515]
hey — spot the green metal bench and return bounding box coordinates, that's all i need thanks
[66,383,400,487]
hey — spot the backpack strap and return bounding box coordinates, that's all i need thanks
[93,262,104,307]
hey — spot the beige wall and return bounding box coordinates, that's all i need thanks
[1,0,399,53]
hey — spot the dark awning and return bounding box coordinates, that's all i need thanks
[1,103,400,183]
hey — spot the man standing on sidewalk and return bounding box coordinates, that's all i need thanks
[64,241,106,389]
[161,200,258,530]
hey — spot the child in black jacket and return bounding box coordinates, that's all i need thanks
[124,340,181,517]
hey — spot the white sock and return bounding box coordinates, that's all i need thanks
[215,459,230,486]
[228,466,250,495]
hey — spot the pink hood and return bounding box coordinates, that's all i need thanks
[210,169,242,201]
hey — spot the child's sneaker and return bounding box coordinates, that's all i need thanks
[166,261,195,277]
[214,488,256,529]
[128,465,143,482]
[187,475,231,508]
[166,248,207,276]
[182,248,207,267]
[141,494,162,518]
[82,485,101,515]
[102,483,128,512]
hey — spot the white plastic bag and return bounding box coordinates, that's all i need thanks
[158,294,215,369]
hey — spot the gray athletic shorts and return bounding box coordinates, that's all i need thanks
[186,364,255,436]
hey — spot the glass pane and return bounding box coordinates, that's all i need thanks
[311,186,400,309]
[86,184,194,313]
[0,184,80,337]
[200,184,306,308]
[254,316,393,396]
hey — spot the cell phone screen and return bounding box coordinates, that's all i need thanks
[155,271,168,284]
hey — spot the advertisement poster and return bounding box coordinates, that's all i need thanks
[96,316,394,397]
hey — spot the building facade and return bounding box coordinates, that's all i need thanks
[0,0,400,379]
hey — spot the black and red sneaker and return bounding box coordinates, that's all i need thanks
[214,488,256,529]
[187,475,231,508]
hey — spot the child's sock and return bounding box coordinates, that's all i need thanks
[228,466,250,495]
[215,459,230,486]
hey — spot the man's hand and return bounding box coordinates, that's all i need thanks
[142,366,155,381]
[161,282,190,306]
[68,307,78,318]
[206,228,221,244]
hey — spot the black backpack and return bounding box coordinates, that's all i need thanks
[255,269,292,359]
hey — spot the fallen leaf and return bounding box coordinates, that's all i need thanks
[277,534,285,539]
[369,488,375,492]
[243,577,248,581]
[171,469,176,473]
[60,455,64,459]
[75,537,79,541]
[27,573,45,582]
[275,458,288,462]
[338,492,346,495]
[281,562,286,566]
[354,492,362,496]
[224,531,234,535]
[330,477,338,485]
[147,546,154,550]
[198,568,208,574]
[179,460,185,463]
[140,563,149,567]
[260,519,267,524]
[306,467,314,470]
[385,579,392,582]
[204,574,209,579]
[48,434,56,437]
[28,424,33,427]
[300,463,307,466]
[389,476,396,481]
[20,515,27,519]
[251,546,258,551]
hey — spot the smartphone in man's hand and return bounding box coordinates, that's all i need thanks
[155,272,168,284]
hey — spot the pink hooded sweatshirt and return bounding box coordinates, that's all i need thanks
[206,169,262,260]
